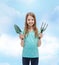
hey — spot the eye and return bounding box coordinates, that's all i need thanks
[28,19,30,21]
[32,19,34,21]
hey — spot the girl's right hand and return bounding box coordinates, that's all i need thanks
[19,34,24,40]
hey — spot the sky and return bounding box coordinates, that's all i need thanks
[0,0,59,65]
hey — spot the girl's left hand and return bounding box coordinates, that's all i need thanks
[38,33,43,39]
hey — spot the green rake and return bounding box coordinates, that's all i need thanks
[38,22,48,39]
[40,22,48,33]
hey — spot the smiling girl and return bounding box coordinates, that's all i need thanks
[19,12,43,65]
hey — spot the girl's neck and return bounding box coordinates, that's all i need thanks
[28,26,33,31]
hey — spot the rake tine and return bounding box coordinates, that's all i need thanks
[40,22,48,33]
[41,22,43,29]
[44,24,48,31]
[43,22,46,30]
[41,22,45,30]
[40,22,44,33]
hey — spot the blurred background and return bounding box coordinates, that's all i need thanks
[0,0,59,65]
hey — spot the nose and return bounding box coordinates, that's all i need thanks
[29,21,33,23]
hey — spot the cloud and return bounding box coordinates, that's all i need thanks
[16,0,36,6]
[54,6,59,12]
[49,6,59,22]
[38,6,59,36]
[0,3,21,23]
[0,3,23,34]
[0,34,59,58]
[0,3,21,17]
[36,6,59,65]
[0,34,22,57]
[38,35,59,65]
[39,35,59,60]
[0,63,10,65]
[0,34,59,65]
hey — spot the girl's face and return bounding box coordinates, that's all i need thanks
[27,15,34,27]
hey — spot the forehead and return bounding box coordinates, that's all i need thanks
[27,15,34,19]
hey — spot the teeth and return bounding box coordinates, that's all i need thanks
[29,22,33,24]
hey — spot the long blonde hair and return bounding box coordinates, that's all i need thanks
[24,12,38,37]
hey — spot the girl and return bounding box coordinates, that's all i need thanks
[19,12,43,65]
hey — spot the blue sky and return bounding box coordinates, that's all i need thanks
[0,0,59,65]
